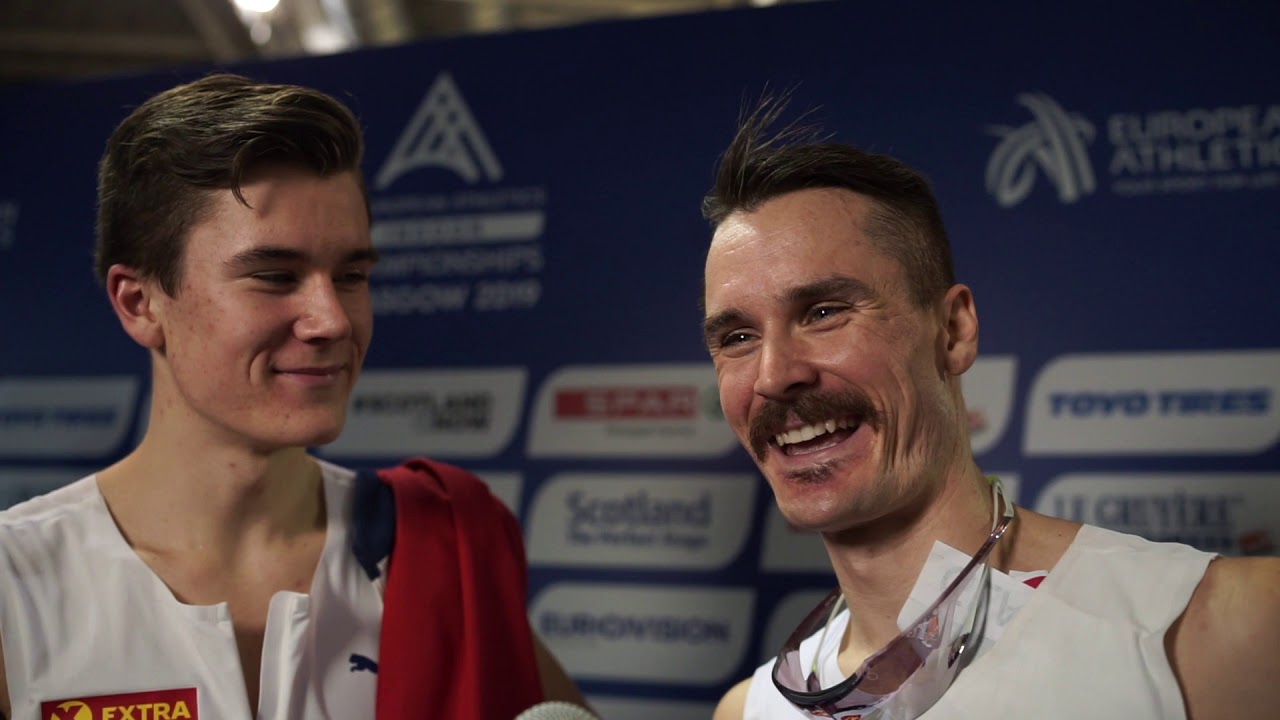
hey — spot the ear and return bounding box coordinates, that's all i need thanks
[939,283,979,376]
[105,264,166,350]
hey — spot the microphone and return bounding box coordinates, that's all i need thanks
[514,701,599,720]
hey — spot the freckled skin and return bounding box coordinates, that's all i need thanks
[144,169,375,454]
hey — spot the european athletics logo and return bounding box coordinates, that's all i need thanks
[985,93,1096,207]
[375,72,504,190]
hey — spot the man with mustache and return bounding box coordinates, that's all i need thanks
[703,98,1280,720]
[0,74,586,720]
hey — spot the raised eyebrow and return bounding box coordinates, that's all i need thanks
[702,309,751,348]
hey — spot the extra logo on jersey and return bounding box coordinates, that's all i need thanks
[375,72,504,190]
[42,688,198,720]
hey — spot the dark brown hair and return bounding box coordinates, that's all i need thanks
[95,73,367,294]
[702,93,955,306]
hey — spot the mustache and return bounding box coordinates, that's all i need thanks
[748,389,879,461]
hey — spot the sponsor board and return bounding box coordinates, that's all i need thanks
[1024,350,1280,455]
[0,467,88,509]
[0,376,139,458]
[758,589,831,664]
[759,503,832,574]
[1035,473,1280,555]
[526,365,737,458]
[369,73,548,317]
[531,583,754,685]
[526,473,755,570]
[320,368,525,458]
[586,695,716,720]
[963,356,1018,456]
[987,92,1280,206]
[475,471,522,515]
[759,473,1019,573]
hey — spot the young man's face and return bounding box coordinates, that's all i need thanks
[148,167,376,452]
[703,188,970,534]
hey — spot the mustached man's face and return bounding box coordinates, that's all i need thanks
[702,188,974,534]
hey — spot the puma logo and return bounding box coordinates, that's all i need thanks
[349,653,379,674]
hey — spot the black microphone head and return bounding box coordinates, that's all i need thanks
[513,701,599,720]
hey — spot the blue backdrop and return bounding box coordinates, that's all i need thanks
[1,1,1278,716]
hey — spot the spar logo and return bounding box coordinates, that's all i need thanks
[986,93,1097,207]
[555,386,700,420]
[42,689,197,720]
[527,365,736,458]
[375,72,503,190]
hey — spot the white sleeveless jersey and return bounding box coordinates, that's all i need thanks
[0,460,383,720]
[745,524,1213,720]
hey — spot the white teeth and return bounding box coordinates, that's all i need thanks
[775,418,855,447]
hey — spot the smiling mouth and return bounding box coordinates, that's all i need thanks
[773,417,860,456]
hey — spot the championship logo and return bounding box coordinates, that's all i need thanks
[375,72,504,190]
[986,92,1096,207]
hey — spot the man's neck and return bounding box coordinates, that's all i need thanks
[96,432,326,561]
[821,461,997,665]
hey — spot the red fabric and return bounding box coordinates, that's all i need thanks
[376,457,544,719]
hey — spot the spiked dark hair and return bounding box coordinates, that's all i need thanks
[702,92,955,306]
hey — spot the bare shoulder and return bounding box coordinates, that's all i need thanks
[712,677,753,720]
[1167,556,1280,720]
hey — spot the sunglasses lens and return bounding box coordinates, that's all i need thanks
[772,550,994,717]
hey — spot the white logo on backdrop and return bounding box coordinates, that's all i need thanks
[1024,350,1280,455]
[1035,473,1280,555]
[531,583,754,685]
[526,472,756,570]
[526,364,737,458]
[474,471,522,515]
[986,93,1097,207]
[0,376,139,458]
[962,355,1018,456]
[0,467,88,509]
[375,72,504,190]
[320,368,526,458]
[585,696,716,720]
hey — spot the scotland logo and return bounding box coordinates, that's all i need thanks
[986,93,1096,207]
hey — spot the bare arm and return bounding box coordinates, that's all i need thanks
[1166,556,1280,720]
[712,677,752,720]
